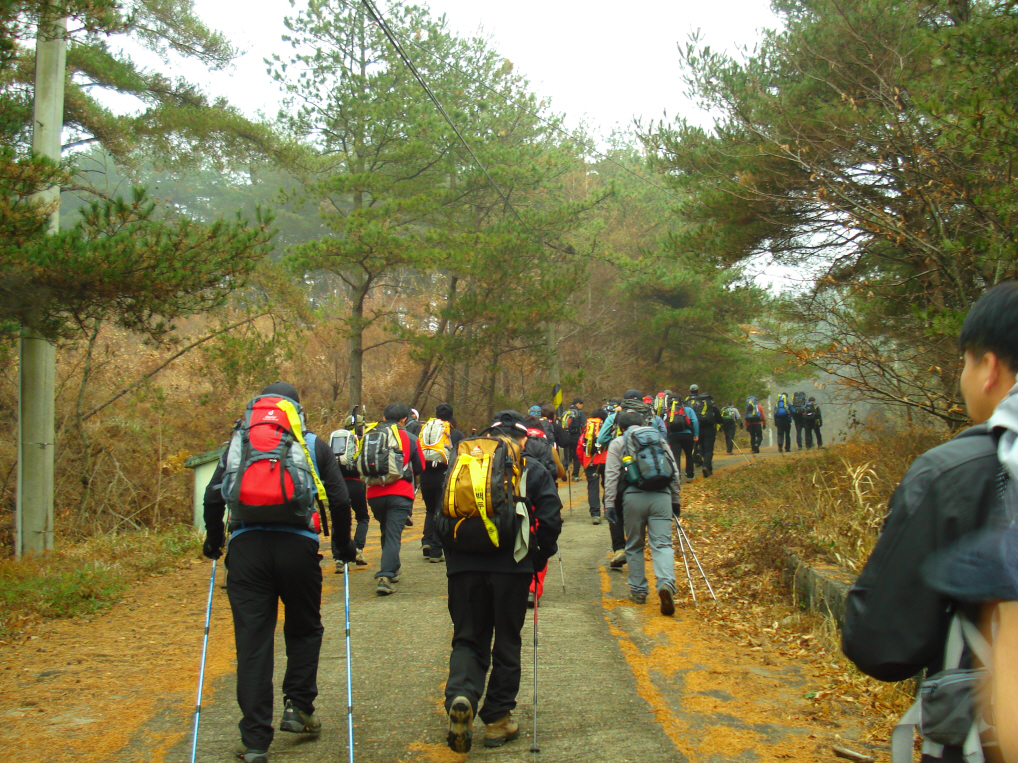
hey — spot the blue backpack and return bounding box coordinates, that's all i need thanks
[775,393,791,418]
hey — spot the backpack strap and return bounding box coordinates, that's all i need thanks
[276,399,328,513]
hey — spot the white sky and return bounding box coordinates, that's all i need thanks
[186,0,780,134]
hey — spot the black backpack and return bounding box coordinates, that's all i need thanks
[623,426,675,491]
[562,406,583,436]
[803,401,818,422]
[792,391,807,415]
[689,394,716,426]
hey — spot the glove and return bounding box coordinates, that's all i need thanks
[672,503,681,519]
[332,538,358,563]
[605,508,618,525]
[202,525,224,560]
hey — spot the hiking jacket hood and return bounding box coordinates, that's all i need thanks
[989,381,1018,480]
[842,424,1001,682]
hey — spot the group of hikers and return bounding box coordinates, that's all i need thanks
[197,281,1018,763]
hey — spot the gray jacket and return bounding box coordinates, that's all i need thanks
[603,430,681,508]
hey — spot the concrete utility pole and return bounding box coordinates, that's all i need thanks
[17,14,66,558]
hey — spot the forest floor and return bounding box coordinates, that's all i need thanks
[0,444,897,763]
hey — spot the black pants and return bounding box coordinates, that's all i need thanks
[226,531,324,750]
[747,423,763,452]
[420,473,445,559]
[698,426,717,474]
[721,422,737,453]
[805,422,823,448]
[345,478,369,549]
[585,463,603,515]
[775,417,792,451]
[445,571,531,723]
[564,438,581,479]
[792,415,805,449]
[668,432,696,479]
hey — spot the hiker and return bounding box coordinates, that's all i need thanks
[561,398,587,480]
[603,411,681,616]
[419,404,465,564]
[524,415,566,481]
[442,410,563,753]
[577,406,610,524]
[359,402,425,595]
[686,384,722,478]
[720,401,743,454]
[330,417,369,574]
[744,396,766,453]
[663,389,699,480]
[405,408,423,437]
[773,392,793,453]
[803,396,823,449]
[790,391,808,450]
[202,382,356,763]
[842,282,1018,763]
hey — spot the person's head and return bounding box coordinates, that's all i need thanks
[436,403,454,422]
[410,408,419,421]
[261,381,300,403]
[623,389,642,400]
[808,396,816,403]
[488,410,529,445]
[528,405,542,417]
[664,389,673,396]
[689,383,699,395]
[617,411,644,432]
[540,404,556,420]
[959,282,1018,424]
[592,407,608,419]
[572,397,584,409]
[383,402,411,424]
[727,401,734,407]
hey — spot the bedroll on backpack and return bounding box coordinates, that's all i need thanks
[623,426,675,491]
[222,395,321,528]
[329,429,358,469]
[437,435,525,553]
[356,424,407,486]
[421,418,454,465]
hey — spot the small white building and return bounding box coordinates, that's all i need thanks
[184,446,227,530]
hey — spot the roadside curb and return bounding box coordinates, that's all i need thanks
[781,549,855,627]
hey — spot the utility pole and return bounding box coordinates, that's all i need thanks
[17,14,66,558]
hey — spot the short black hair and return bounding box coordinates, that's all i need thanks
[959,282,1018,371]
[384,402,411,422]
[540,404,556,420]
[617,411,644,431]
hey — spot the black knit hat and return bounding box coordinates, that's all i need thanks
[623,389,642,400]
[436,403,454,421]
[572,397,583,405]
[261,381,300,404]
[488,410,529,436]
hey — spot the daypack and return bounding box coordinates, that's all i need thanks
[654,392,667,418]
[329,428,358,469]
[745,396,762,424]
[792,391,807,415]
[437,435,527,554]
[721,406,736,422]
[775,393,791,418]
[222,394,326,529]
[420,418,454,466]
[562,406,582,436]
[891,613,993,763]
[584,417,603,457]
[688,394,716,426]
[667,399,692,433]
[803,401,818,422]
[356,424,408,486]
[622,426,675,491]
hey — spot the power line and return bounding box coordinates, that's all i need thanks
[370,0,680,202]
[360,0,526,227]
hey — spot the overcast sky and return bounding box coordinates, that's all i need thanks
[186,0,780,135]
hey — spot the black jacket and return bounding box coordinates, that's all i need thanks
[204,433,352,547]
[842,424,1001,682]
[445,456,563,577]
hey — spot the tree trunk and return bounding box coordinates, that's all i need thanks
[349,285,366,409]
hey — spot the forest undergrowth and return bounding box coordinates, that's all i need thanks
[685,425,950,743]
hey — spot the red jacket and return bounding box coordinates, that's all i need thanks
[365,426,424,500]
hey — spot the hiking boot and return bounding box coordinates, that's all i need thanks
[609,549,626,569]
[659,587,675,616]
[702,468,709,478]
[686,472,695,480]
[629,591,647,604]
[376,576,395,595]
[390,569,402,583]
[279,699,321,735]
[447,696,474,753]
[527,591,535,608]
[429,553,444,563]
[355,549,367,565]
[334,560,344,575]
[234,742,268,763]
[483,712,520,748]
[592,516,601,525]
[422,544,431,558]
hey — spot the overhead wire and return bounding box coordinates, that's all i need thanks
[367,0,680,202]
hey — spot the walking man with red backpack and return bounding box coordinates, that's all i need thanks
[202,382,356,763]
[357,402,425,595]
[441,410,563,753]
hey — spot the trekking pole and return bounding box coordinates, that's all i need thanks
[190,558,216,763]
[557,555,566,593]
[530,570,540,754]
[674,517,697,606]
[566,475,572,512]
[344,562,355,763]
[677,522,718,604]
